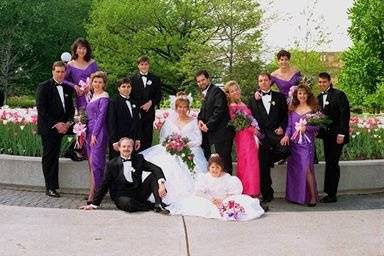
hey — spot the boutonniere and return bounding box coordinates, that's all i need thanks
[270,101,276,106]
[324,101,329,106]
[146,80,152,86]
[132,104,136,108]
[64,94,68,98]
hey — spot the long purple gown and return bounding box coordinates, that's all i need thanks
[285,111,318,204]
[271,72,301,97]
[64,61,99,109]
[86,93,109,191]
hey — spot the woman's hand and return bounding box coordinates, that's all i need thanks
[74,85,84,96]
[212,198,223,207]
[91,135,97,146]
[280,135,290,146]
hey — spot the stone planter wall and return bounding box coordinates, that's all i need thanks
[0,154,383,195]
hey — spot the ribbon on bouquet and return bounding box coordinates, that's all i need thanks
[78,78,92,103]
[291,118,310,144]
[73,123,87,149]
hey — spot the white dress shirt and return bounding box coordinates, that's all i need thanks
[54,79,65,111]
[261,91,272,114]
[140,73,148,88]
[120,95,132,116]
[123,160,135,183]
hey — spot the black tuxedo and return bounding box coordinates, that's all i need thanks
[130,72,162,150]
[248,90,288,200]
[198,84,234,173]
[108,95,142,159]
[36,79,75,191]
[317,86,350,197]
[92,154,165,212]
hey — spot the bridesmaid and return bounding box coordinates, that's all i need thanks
[280,83,319,206]
[86,71,109,203]
[224,81,260,198]
[64,38,99,110]
[271,50,301,97]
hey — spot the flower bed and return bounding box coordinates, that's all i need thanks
[1,106,384,160]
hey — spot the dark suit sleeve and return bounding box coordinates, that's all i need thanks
[206,88,228,131]
[108,98,118,143]
[336,91,350,136]
[133,105,142,141]
[36,84,56,129]
[139,154,165,181]
[65,87,75,122]
[92,161,113,206]
[278,94,288,131]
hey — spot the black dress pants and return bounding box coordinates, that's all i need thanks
[323,137,344,197]
[41,134,62,190]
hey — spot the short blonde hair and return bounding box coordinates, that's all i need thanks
[90,71,108,91]
[224,80,240,103]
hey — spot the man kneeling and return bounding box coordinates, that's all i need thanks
[81,137,169,214]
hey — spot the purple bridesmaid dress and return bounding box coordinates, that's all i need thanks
[64,61,99,109]
[285,111,319,204]
[86,93,109,190]
[271,72,301,97]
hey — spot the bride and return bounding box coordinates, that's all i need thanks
[141,92,208,204]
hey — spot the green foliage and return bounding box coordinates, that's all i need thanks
[0,123,72,157]
[339,0,384,113]
[0,0,91,102]
[87,0,264,97]
[7,96,35,108]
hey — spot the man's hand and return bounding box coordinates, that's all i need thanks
[336,134,345,144]
[140,100,152,112]
[274,126,284,136]
[134,140,141,151]
[280,135,290,146]
[198,120,208,133]
[80,205,94,210]
[54,122,67,134]
[158,184,167,198]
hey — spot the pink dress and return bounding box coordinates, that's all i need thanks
[229,103,260,197]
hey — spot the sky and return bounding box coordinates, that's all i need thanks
[258,0,354,59]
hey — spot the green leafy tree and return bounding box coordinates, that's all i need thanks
[339,0,384,112]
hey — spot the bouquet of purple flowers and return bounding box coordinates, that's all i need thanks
[162,133,196,173]
[219,200,245,221]
[228,110,259,132]
[305,111,332,129]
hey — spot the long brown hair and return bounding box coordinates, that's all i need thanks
[289,83,318,112]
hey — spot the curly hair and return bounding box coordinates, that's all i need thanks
[288,82,318,112]
[174,91,191,110]
[90,71,108,91]
[208,154,225,171]
[223,80,241,104]
[71,38,92,62]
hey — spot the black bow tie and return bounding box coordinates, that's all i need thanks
[321,91,328,95]
[140,74,148,78]
[261,91,271,96]
[121,157,131,162]
[54,82,63,87]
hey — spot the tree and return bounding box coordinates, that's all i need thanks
[0,0,91,103]
[87,0,264,96]
[339,0,384,112]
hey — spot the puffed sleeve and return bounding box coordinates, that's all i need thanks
[187,119,203,147]
[225,175,243,195]
[159,118,172,144]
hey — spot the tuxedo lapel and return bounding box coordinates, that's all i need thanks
[51,80,65,113]
[268,92,278,118]
[119,96,133,119]
[256,98,269,120]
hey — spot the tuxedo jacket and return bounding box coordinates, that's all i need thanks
[130,72,162,121]
[317,87,350,144]
[248,91,288,145]
[108,95,141,144]
[36,79,75,136]
[92,154,165,206]
[198,84,233,143]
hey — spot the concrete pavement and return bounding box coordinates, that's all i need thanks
[0,186,383,256]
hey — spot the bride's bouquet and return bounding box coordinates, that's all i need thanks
[219,200,246,221]
[228,109,259,132]
[162,133,196,174]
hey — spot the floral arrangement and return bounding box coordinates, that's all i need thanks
[305,111,332,129]
[162,133,196,173]
[291,118,311,144]
[219,200,245,221]
[228,109,259,132]
[73,108,87,149]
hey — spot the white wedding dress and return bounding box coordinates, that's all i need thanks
[169,173,265,221]
[141,113,208,205]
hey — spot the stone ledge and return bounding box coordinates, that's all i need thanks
[0,154,383,194]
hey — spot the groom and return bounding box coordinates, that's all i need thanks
[81,137,169,214]
[196,70,234,174]
[248,72,289,203]
[317,72,350,203]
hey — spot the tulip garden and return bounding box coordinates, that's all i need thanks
[0,106,383,160]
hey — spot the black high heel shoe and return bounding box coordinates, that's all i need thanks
[307,202,317,207]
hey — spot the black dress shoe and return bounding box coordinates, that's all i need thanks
[262,195,274,203]
[320,195,337,203]
[260,202,269,212]
[154,204,170,215]
[46,189,61,198]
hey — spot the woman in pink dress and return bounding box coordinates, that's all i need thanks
[224,81,260,197]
